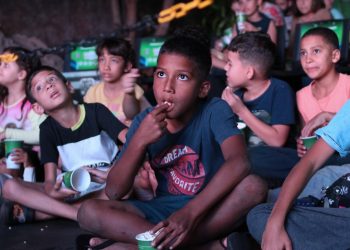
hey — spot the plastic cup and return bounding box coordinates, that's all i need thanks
[135,231,156,250]
[236,11,246,33]
[62,168,91,192]
[4,139,23,169]
[301,135,317,150]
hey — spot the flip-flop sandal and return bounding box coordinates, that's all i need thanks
[0,200,34,225]
[0,174,34,225]
[75,234,116,250]
[91,239,116,250]
[226,232,260,250]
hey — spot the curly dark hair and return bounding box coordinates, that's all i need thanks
[158,25,212,82]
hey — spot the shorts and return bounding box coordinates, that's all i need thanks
[127,195,193,224]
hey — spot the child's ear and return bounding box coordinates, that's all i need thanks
[18,69,27,81]
[331,49,341,63]
[66,81,75,94]
[246,66,255,80]
[32,103,45,115]
[124,62,133,73]
[198,81,211,98]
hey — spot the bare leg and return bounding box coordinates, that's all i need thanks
[78,199,154,244]
[78,175,266,248]
[3,178,78,220]
[182,175,267,247]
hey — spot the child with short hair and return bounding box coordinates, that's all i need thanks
[248,99,350,250]
[77,26,267,250]
[84,37,150,126]
[0,65,126,224]
[222,31,296,179]
[296,27,350,162]
[0,47,44,180]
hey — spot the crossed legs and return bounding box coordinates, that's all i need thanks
[78,174,267,249]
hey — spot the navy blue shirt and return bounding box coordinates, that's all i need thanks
[120,98,241,197]
[235,78,295,146]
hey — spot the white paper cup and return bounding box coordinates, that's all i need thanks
[6,155,21,169]
[62,168,91,192]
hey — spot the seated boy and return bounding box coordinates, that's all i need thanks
[295,27,350,161]
[221,31,297,180]
[248,99,350,250]
[0,66,127,224]
[77,26,267,250]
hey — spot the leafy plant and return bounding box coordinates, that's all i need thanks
[201,0,235,38]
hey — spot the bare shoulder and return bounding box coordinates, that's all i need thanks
[314,8,331,21]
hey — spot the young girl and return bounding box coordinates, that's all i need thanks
[289,0,331,55]
[0,47,44,179]
[84,38,150,126]
[77,26,267,250]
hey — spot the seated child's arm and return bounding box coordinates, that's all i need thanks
[222,88,290,147]
[211,50,227,70]
[263,100,350,249]
[117,128,128,144]
[106,104,169,200]
[297,112,335,158]
[43,162,76,199]
[267,20,277,44]
[262,139,334,249]
[2,110,46,144]
[152,135,250,249]
[122,68,142,120]
[132,161,158,201]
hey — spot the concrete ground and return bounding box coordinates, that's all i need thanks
[0,219,87,250]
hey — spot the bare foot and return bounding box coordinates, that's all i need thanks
[89,237,137,250]
[89,237,116,250]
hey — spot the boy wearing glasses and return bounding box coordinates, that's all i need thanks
[0,66,127,224]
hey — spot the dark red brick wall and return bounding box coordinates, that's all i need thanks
[0,0,116,47]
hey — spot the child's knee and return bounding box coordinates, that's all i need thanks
[247,203,273,242]
[77,199,100,229]
[237,175,268,203]
[2,178,20,200]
